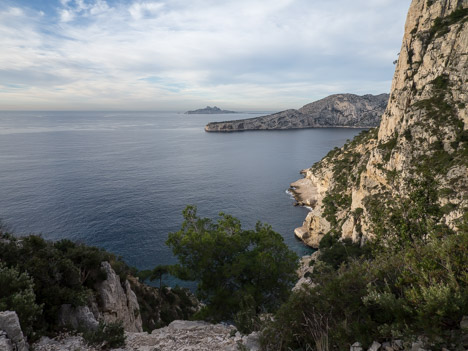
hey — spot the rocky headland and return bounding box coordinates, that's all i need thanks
[185,106,237,114]
[290,0,467,248]
[204,93,389,132]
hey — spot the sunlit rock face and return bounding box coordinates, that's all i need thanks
[291,0,468,247]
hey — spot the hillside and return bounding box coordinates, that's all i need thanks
[204,93,388,132]
[291,0,468,248]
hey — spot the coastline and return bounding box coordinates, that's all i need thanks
[205,125,373,133]
[289,172,321,247]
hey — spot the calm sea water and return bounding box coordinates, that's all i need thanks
[0,111,363,279]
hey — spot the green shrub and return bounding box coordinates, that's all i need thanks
[263,226,468,349]
[318,234,371,269]
[83,321,126,349]
[0,264,42,338]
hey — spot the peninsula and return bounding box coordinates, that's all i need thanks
[204,93,388,132]
[185,106,237,114]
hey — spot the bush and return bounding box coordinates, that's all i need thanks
[0,264,42,338]
[83,321,126,349]
[262,224,468,350]
[318,233,371,269]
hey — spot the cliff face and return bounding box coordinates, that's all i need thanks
[204,93,388,132]
[292,0,468,247]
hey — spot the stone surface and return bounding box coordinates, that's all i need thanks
[460,315,468,330]
[205,93,388,132]
[57,305,99,331]
[351,341,364,351]
[96,262,143,332]
[33,335,99,351]
[368,341,381,351]
[0,332,14,351]
[290,0,468,247]
[33,320,258,351]
[0,311,29,351]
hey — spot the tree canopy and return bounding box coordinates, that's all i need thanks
[166,205,299,323]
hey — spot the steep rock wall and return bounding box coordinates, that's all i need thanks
[292,0,468,247]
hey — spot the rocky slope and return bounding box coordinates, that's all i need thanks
[291,0,468,247]
[1,314,260,351]
[204,93,388,132]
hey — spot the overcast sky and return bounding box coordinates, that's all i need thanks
[0,0,411,111]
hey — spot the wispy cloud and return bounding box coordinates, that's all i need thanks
[0,0,410,110]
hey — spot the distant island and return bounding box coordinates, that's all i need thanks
[205,93,388,132]
[185,106,238,114]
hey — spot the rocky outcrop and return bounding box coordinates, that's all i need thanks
[34,320,260,351]
[291,0,468,247]
[95,262,143,332]
[186,106,237,114]
[56,262,143,333]
[0,311,29,351]
[57,305,99,331]
[205,94,388,132]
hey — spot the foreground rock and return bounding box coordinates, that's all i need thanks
[34,320,259,351]
[0,311,29,351]
[291,0,467,247]
[186,106,237,114]
[205,93,388,132]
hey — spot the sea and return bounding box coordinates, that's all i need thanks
[0,111,364,285]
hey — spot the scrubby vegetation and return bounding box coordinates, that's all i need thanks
[261,214,468,350]
[0,224,198,342]
[82,321,126,349]
[0,229,133,339]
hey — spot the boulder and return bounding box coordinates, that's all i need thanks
[0,311,28,351]
[392,340,404,350]
[0,331,14,351]
[57,305,99,331]
[351,342,364,351]
[460,315,468,330]
[368,341,381,351]
[242,331,260,351]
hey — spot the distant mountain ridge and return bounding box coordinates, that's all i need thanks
[204,93,389,132]
[185,106,237,114]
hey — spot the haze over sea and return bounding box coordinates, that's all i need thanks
[0,111,363,280]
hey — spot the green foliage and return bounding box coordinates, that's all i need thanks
[365,176,446,252]
[83,321,126,349]
[429,7,468,39]
[0,230,133,336]
[138,265,172,289]
[263,227,468,350]
[0,264,42,338]
[166,206,298,328]
[378,134,398,162]
[262,261,375,350]
[318,234,371,269]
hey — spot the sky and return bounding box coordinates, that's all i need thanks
[0,0,411,111]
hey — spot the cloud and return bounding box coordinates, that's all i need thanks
[0,0,411,110]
